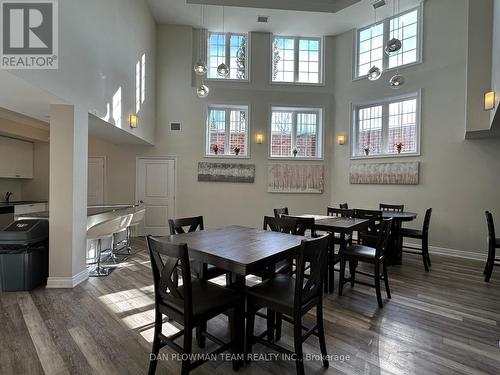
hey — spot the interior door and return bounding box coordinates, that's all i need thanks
[136,157,175,236]
[88,157,105,206]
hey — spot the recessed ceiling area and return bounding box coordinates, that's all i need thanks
[148,0,422,36]
[186,0,361,13]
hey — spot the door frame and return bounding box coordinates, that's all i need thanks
[135,155,177,223]
[88,156,107,205]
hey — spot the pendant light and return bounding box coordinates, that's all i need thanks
[385,0,402,55]
[196,84,210,98]
[217,6,229,78]
[194,5,207,75]
[367,5,382,81]
[389,72,405,89]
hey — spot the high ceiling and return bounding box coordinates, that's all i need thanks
[147,0,422,36]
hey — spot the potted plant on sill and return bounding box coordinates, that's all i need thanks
[395,142,404,154]
[363,145,372,156]
[292,146,300,157]
[233,146,241,156]
[212,144,219,155]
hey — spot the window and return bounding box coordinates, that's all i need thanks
[207,32,248,80]
[135,53,146,113]
[270,106,323,159]
[272,36,322,84]
[352,91,420,158]
[113,87,122,129]
[355,6,422,78]
[206,105,249,157]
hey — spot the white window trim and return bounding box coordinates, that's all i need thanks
[268,105,325,161]
[206,32,251,82]
[270,35,325,86]
[350,89,422,160]
[352,4,424,81]
[205,103,251,159]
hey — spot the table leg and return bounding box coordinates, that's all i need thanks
[388,221,403,265]
[231,273,246,367]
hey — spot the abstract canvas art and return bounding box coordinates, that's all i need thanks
[350,162,419,185]
[198,162,255,183]
[268,164,324,193]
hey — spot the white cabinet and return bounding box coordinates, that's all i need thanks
[14,203,48,218]
[0,136,33,178]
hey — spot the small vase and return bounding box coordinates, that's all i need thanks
[364,149,370,156]
[293,150,298,157]
[234,150,240,156]
[397,148,402,154]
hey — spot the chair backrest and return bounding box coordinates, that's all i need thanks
[168,216,204,235]
[339,203,349,210]
[355,209,383,232]
[379,204,404,212]
[130,208,146,227]
[295,234,330,307]
[422,208,433,236]
[486,211,496,250]
[263,216,298,234]
[146,235,192,318]
[87,214,133,240]
[375,218,393,259]
[327,207,355,218]
[273,207,289,218]
[283,215,316,237]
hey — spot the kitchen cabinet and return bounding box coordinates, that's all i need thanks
[14,202,48,219]
[0,136,33,178]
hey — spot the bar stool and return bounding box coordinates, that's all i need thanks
[86,214,132,276]
[123,208,146,254]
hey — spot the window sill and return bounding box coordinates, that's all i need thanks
[205,78,250,83]
[350,152,420,161]
[352,60,422,82]
[204,154,251,160]
[269,156,324,162]
[270,81,325,87]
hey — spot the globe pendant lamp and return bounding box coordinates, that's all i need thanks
[217,63,229,77]
[196,84,210,98]
[389,73,405,89]
[194,6,207,76]
[368,65,382,81]
[194,60,207,75]
[385,38,402,55]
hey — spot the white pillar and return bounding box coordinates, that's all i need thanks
[47,104,89,288]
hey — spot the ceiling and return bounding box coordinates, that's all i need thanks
[148,0,422,36]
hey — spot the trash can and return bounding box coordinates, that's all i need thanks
[0,220,49,292]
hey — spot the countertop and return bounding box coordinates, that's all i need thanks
[0,201,48,207]
[17,204,139,219]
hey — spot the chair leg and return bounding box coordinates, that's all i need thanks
[266,309,275,341]
[196,322,206,348]
[485,261,494,282]
[349,260,357,287]
[275,313,282,341]
[148,311,162,375]
[339,258,346,296]
[181,325,192,375]
[422,239,430,272]
[316,302,329,369]
[328,248,335,293]
[245,304,256,363]
[383,259,391,299]
[293,316,305,375]
[374,262,383,308]
[229,308,241,371]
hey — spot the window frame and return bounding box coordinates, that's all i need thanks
[350,90,422,160]
[353,4,423,81]
[205,104,251,159]
[206,32,250,82]
[268,105,324,160]
[270,35,325,86]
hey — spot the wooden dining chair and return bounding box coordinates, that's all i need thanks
[379,203,404,212]
[327,207,355,218]
[484,211,500,282]
[355,209,383,247]
[274,207,290,218]
[146,236,242,375]
[246,235,331,375]
[339,218,393,308]
[339,203,349,209]
[401,208,433,271]
[283,215,317,237]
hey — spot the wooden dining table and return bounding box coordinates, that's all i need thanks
[161,225,306,358]
[382,211,417,265]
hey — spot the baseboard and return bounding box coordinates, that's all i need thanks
[403,241,486,261]
[46,268,89,289]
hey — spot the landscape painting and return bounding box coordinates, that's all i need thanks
[198,162,255,183]
[268,164,324,193]
[349,162,419,185]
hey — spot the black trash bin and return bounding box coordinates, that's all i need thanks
[0,220,49,292]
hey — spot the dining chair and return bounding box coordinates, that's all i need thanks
[146,236,242,375]
[355,209,383,247]
[338,218,393,308]
[401,208,433,271]
[339,203,349,209]
[484,211,500,282]
[274,207,289,218]
[327,207,355,218]
[379,203,405,212]
[246,235,331,375]
[283,215,317,237]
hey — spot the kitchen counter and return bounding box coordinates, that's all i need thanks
[0,201,48,207]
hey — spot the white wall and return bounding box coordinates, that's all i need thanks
[492,0,500,114]
[330,0,500,254]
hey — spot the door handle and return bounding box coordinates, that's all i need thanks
[139,200,144,204]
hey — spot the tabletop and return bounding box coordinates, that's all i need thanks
[381,211,417,221]
[162,225,305,276]
[297,215,371,233]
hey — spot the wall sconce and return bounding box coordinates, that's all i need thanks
[129,114,138,128]
[256,133,264,144]
[337,134,347,145]
[484,91,496,111]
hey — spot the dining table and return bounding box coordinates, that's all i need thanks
[382,211,417,265]
[162,225,306,359]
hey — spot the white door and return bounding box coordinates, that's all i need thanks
[136,157,175,236]
[88,157,105,206]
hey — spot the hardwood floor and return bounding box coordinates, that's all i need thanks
[1,238,500,374]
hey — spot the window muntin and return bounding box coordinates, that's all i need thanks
[270,107,323,159]
[272,36,322,84]
[207,105,249,157]
[352,92,420,158]
[356,7,421,78]
[207,32,248,80]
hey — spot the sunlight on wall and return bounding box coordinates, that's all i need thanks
[112,87,122,128]
[136,60,141,113]
[141,54,146,105]
[100,103,111,122]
